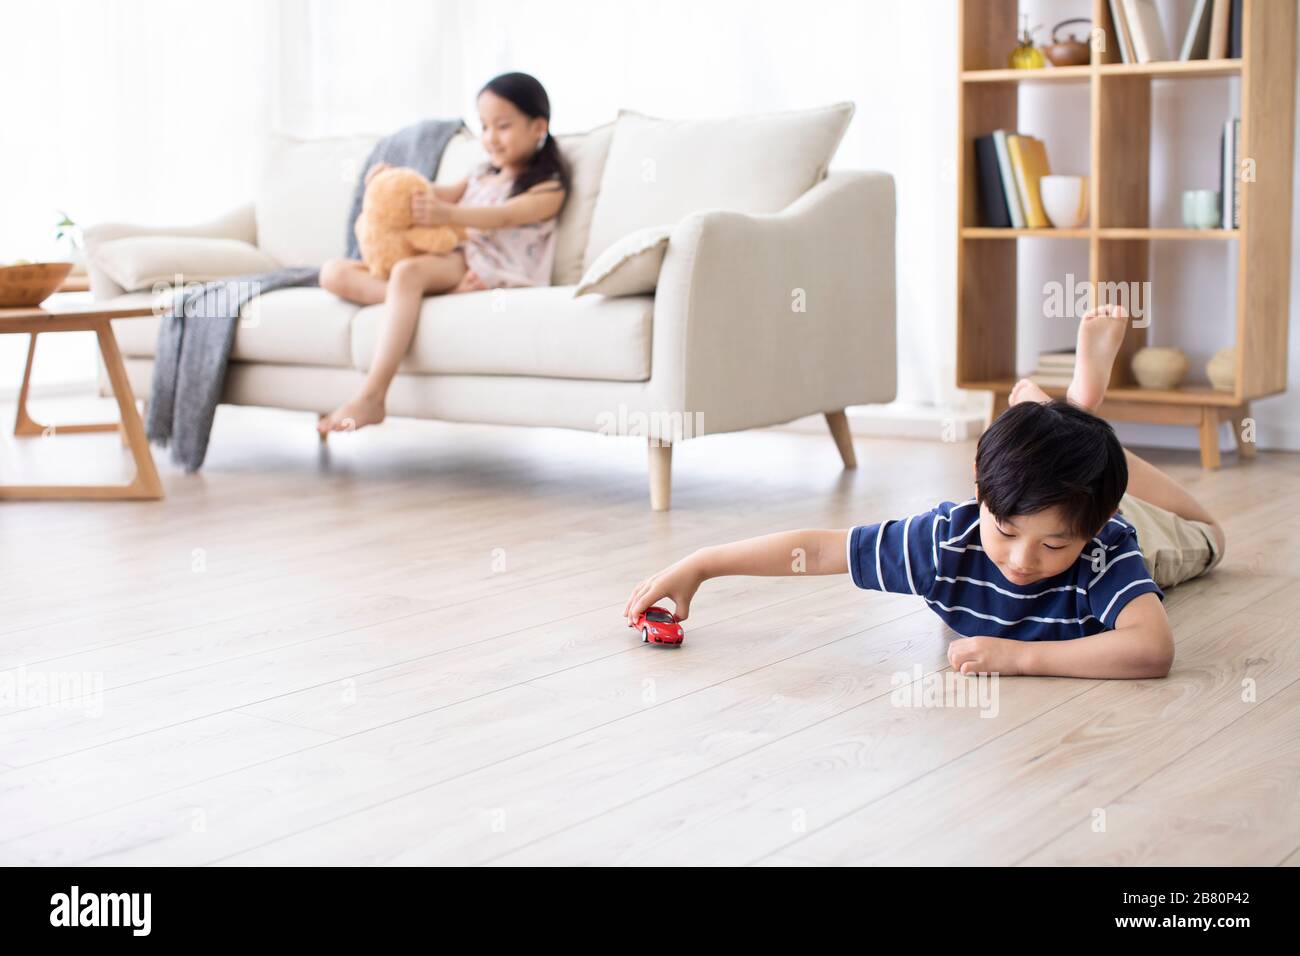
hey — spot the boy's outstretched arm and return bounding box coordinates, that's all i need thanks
[624,530,848,625]
[948,592,1174,679]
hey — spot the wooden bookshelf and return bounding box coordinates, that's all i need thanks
[956,0,1297,468]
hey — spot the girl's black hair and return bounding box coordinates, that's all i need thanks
[975,399,1128,539]
[478,72,570,202]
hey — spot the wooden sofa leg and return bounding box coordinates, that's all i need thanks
[824,410,857,469]
[648,440,672,512]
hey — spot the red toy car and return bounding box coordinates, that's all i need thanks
[630,605,684,646]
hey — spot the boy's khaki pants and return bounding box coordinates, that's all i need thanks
[1118,492,1223,591]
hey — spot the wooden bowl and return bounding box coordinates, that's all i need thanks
[0,261,75,307]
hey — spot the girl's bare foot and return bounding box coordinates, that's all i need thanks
[1067,305,1129,412]
[1010,377,1052,406]
[317,393,386,434]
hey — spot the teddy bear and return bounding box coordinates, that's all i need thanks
[353,167,467,279]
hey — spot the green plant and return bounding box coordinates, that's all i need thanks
[54,210,83,252]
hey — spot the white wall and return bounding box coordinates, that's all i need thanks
[1,0,960,413]
[2,0,1296,453]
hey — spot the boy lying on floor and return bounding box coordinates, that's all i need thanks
[624,306,1225,679]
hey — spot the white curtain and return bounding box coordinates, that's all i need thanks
[1,0,959,411]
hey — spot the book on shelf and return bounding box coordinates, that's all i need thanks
[1029,373,1075,388]
[974,134,1011,228]
[972,131,1052,229]
[1230,117,1241,228]
[1036,350,1077,369]
[974,129,1038,229]
[1121,0,1169,63]
[1109,0,1137,63]
[993,130,1025,228]
[1179,0,1213,60]
[1178,0,1240,61]
[1028,350,1077,389]
[1209,0,1237,60]
[1220,117,1241,229]
[1007,135,1052,228]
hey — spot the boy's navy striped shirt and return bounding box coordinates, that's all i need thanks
[846,498,1163,641]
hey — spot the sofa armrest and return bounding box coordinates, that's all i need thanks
[648,171,897,438]
[82,203,259,300]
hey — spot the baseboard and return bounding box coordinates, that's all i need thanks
[19,384,1300,454]
[775,402,986,442]
[0,377,100,402]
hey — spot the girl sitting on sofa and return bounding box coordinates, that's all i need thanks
[316,71,569,434]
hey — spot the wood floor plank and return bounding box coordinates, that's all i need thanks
[486,578,1300,865]
[754,611,1300,866]
[2,395,1297,866]
[0,584,919,862]
[1020,678,1300,865]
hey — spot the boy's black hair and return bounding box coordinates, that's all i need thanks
[975,399,1128,539]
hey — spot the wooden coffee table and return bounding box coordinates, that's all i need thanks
[0,302,163,499]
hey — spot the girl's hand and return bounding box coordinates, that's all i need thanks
[625,552,706,625]
[364,161,392,186]
[947,636,1026,676]
[411,191,451,227]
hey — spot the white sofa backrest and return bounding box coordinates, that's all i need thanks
[254,123,614,286]
[254,133,381,269]
[581,103,854,269]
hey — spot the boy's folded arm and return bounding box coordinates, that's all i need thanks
[697,530,850,578]
[1019,592,1174,679]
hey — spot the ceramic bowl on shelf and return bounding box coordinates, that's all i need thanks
[1181,190,1220,229]
[1131,346,1189,389]
[1041,175,1089,229]
[1206,347,1236,391]
[0,261,74,307]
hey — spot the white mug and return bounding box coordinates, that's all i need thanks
[1040,175,1089,229]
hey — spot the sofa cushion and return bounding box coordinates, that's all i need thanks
[351,285,651,382]
[575,224,671,297]
[109,287,361,368]
[551,123,614,286]
[254,133,381,268]
[91,236,282,292]
[583,103,854,267]
[254,124,612,283]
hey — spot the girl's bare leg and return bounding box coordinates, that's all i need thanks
[317,251,468,433]
[319,257,387,306]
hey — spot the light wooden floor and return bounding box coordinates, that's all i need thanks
[1,395,1298,866]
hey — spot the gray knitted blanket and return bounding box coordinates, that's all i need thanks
[147,117,467,471]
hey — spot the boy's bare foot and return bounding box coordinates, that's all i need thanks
[317,393,386,434]
[1067,305,1129,412]
[1010,378,1052,406]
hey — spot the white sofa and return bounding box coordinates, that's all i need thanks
[85,109,897,510]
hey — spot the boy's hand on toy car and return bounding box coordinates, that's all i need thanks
[410,191,452,227]
[625,554,705,626]
[364,161,392,186]
[947,635,1026,676]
